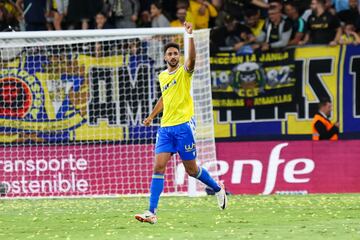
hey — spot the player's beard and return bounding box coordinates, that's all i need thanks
[167,59,179,68]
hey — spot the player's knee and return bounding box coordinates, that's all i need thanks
[153,164,166,174]
[185,167,198,178]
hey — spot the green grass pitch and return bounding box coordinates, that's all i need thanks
[1,194,360,240]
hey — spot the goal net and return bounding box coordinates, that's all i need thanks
[0,28,217,198]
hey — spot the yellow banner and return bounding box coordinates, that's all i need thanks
[0,114,84,131]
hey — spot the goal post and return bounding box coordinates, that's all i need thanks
[0,28,218,198]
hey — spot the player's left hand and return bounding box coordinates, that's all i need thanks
[261,43,270,51]
[143,116,153,126]
[184,22,193,34]
[329,40,338,46]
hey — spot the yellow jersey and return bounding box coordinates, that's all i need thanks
[170,11,195,28]
[159,65,194,127]
[189,0,218,29]
[170,20,183,28]
[341,34,356,44]
[251,19,265,37]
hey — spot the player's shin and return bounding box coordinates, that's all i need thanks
[195,167,221,192]
[149,173,165,214]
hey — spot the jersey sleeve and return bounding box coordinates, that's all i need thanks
[297,18,306,33]
[183,65,194,80]
[184,65,194,74]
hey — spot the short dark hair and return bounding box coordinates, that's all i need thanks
[269,0,282,4]
[244,7,260,18]
[284,1,299,12]
[268,5,281,14]
[96,11,108,18]
[163,42,180,54]
[152,1,163,10]
[319,98,331,108]
[316,0,326,6]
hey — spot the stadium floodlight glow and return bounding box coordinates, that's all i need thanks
[0,28,217,198]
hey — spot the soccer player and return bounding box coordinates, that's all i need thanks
[135,22,228,224]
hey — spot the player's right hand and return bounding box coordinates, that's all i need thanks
[143,117,153,126]
[184,21,193,34]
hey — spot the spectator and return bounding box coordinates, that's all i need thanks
[210,14,254,53]
[1,0,20,17]
[92,12,114,57]
[311,98,339,140]
[66,0,103,29]
[339,23,360,44]
[284,1,306,45]
[325,0,336,15]
[302,0,335,21]
[139,0,151,13]
[53,0,68,30]
[244,6,265,37]
[332,0,350,12]
[16,0,48,31]
[177,0,195,26]
[162,0,178,21]
[189,0,217,29]
[0,1,20,31]
[94,11,113,29]
[139,10,151,27]
[108,0,140,28]
[0,0,22,27]
[170,5,194,48]
[211,0,222,9]
[337,0,359,26]
[255,6,293,51]
[269,0,283,11]
[223,0,269,22]
[291,0,312,14]
[0,6,8,31]
[300,0,342,46]
[170,7,187,27]
[150,2,170,27]
[302,7,313,22]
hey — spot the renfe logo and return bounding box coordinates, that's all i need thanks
[177,143,315,194]
[229,143,314,194]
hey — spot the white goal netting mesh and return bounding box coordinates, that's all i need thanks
[0,29,217,198]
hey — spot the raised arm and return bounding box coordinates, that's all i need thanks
[330,27,342,46]
[143,97,163,126]
[16,0,24,13]
[251,0,269,9]
[299,33,310,45]
[184,22,196,72]
[351,31,360,44]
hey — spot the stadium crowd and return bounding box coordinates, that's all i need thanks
[0,0,360,50]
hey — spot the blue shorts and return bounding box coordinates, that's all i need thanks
[155,118,196,160]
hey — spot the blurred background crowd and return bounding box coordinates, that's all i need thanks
[0,0,360,51]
